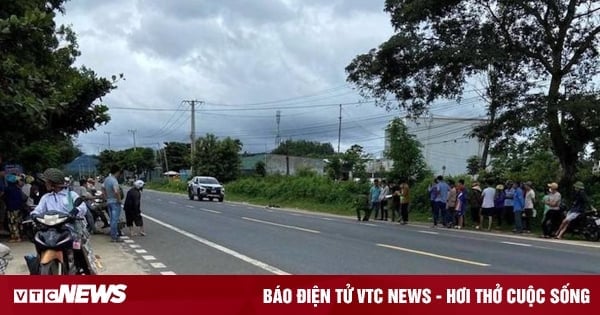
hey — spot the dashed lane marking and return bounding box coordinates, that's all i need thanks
[377,243,490,267]
[150,262,167,268]
[501,241,532,247]
[142,255,156,261]
[242,217,320,234]
[124,239,134,244]
[135,249,148,254]
[418,230,440,235]
[161,271,177,275]
[129,244,141,248]
[199,208,221,214]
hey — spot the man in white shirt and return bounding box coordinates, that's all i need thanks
[479,179,496,231]
[31,168,87,218]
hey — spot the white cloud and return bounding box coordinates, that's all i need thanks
[57,0,474,158]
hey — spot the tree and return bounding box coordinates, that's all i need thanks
[255,161,266,177]
[342,144,369,180]
[466,155,481,176]
[0,0,119,159]
[346,0,600,191]
[384,118,427,181]
[325,156,343,180]
[16,137,81,173]
[97,148,155,176]
[272,139,335,158]
[193,133,242,182]
[163,142,190,171]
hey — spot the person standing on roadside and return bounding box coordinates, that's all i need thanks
[512,182,525,234]
[400,182,410,225]
[378,180,390,220]
[124,180,146,236]
[446,180,457,228]
[494,184,505,229]
[103,165,123,242]
[479,179,496,231]
[364,179,381,222]
[503,181,515,226]
[523,181,536,233]
[541,182,561,238]
[389,181,401,222]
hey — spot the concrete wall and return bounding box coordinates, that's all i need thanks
[400,116,487,176]
[264,154,326,175]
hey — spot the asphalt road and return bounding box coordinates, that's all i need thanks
[125,189,600,275]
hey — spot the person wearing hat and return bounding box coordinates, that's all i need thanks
[555,181,589,239]
[541,182,562,238]
[468,181,482,228]
[30,168,88,219]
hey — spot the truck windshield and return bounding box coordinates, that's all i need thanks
[199,178,219,184]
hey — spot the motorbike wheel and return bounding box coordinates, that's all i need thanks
[584,225,600,242]
[39,260,63,275]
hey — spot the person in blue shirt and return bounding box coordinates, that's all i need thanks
[512,182,525,233]
[363,179,381,222]
[434,175,450,227]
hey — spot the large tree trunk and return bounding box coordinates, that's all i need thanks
[546,76,577,194]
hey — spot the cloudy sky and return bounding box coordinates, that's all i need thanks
[58,0,487,157]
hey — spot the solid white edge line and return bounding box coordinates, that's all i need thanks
[242,217,321,234]
[160,271,177,275]
[377,243,490,267]
[418,230,440,235]
[142,213,290,275]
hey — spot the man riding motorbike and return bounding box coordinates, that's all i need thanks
[27,168,98,274]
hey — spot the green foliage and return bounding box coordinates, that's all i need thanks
[272,139,335,158]
[163,142,190,171]
[384,118,427,181]
[193,133,242,182]
[342,144,369,180]
[466,156,481,176]
[325,156,343,180]
[14,137,81,173]
[254,161,266,177]
[346,0,600,190]
[97,148,156,175]
[226,175,370,215]
[0,0,120,158]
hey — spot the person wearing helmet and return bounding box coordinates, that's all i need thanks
[124,180,145,236]
[30,168,88,218]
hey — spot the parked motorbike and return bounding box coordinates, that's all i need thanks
[0,243,11,275]
[86,190,110,233]
[564,208,600,242]
[23,197,96,275]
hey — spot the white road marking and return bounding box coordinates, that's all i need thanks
[129,244,141,248]
[150,262,167,268]
[142,255,156,261]
[418,230,440,235]
[242,217,320,234]
[120,236,130,239]
[200,208,221,214]
[135,249,148,254]
[321,218,335,221]
[160,271,177,275]
[124,239,134,244]
[377,243,490,267]
[142,214,290,275]
[501,241,532,247]
[363,223,378,227]
[186,205,195,209]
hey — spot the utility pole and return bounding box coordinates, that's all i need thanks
[128,129,137,151]
[337,104,342,153]
[104,132,111,150]
[183,100,203,176]
[275,110,281,148]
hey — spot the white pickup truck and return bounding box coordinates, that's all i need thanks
[187,176,225,202]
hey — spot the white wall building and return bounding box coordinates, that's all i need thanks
[386,115,488,177]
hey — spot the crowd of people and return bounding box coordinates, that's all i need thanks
[361,175,594,240]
